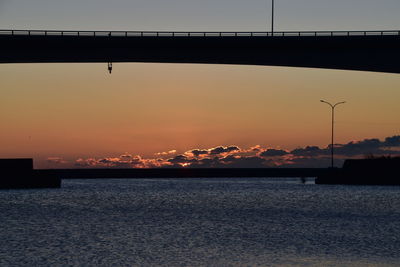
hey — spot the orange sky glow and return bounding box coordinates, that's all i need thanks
[1,63,400,168]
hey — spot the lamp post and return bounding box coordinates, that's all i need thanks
[320,100,346,168]
[271,0,275,35]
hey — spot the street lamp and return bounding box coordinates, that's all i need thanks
[320,100,346,168]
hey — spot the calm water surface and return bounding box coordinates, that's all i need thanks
[1,178,399,266]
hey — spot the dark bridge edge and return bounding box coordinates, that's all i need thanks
[2,34,400,74]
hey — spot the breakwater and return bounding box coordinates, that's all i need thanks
[316,158,400,185]
[0,159,61,189]
[38,168,328,179]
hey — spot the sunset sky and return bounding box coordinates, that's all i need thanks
[1,0,400,168]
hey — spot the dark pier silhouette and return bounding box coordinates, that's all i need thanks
[2,158,399,188]
[39,167,329,179]
[0,159,60,189]
[316,157,400,185]
[1,30,400,73]
[0,158,331,189]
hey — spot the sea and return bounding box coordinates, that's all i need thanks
[1,178,399,267]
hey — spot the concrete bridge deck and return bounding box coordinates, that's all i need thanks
[1,30,400,73]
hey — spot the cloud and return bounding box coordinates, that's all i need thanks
[185,146,241,157]
[174,155,270,168]
[249,145,262,152]
[283,156,335,168]
[289,137,400,158]
[259,149,289,157]
[75,154,171,168]
[47,157,68,164]
[69,135,400,169]
[187,149,209,157]
[168,155,190,165]
[219,155,270,168]
[332,137,400,157]
[291,146,327,157]
[154,150,177,156]
[75,158,98,167]
[209,146,240,155]
[384,136,400,146]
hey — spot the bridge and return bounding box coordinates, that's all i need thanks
[1,29,400,73]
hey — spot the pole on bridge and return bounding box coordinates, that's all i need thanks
[271,0,274,35]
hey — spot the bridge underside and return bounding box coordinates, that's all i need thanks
[1,35,400,73]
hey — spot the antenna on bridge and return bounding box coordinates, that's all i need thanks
[271,0,274,35]
[108,62,113,74]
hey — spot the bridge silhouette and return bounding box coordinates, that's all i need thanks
[1,29,400,73]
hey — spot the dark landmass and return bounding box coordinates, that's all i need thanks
[0,159,61,189]
[316,157,400,185]
[38,168,329,179]
[0,158,329,190]
[2,158,399,189]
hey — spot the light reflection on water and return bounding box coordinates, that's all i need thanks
[0,178,399,266]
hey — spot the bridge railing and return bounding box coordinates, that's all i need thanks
[1,29,400,37]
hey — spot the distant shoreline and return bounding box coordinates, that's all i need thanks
[3,158,399,187]
[37,168,329,179]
